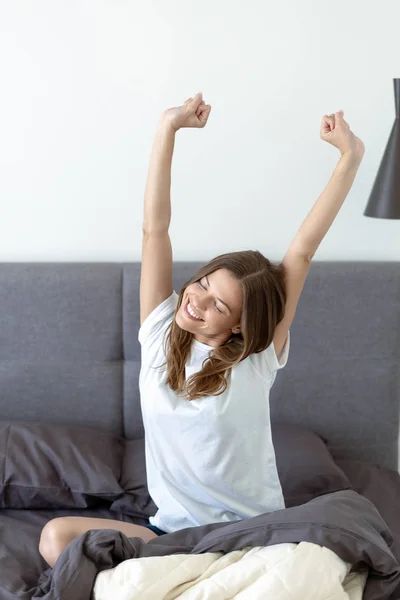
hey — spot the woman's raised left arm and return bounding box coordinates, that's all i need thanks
[273,111,365,357]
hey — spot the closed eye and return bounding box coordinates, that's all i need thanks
[197,280,224,314]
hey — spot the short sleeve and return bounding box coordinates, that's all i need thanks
[264,330,291,372]
[250,330,291,382]
[138,291,179,365]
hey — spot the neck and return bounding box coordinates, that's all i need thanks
[193,332,230,348]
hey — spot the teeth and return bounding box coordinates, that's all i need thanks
[188,302,202,320]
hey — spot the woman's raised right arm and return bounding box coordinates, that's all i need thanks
[140,116,175,325]
[140,93,211,325]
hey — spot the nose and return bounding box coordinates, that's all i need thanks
[194,291,208,313]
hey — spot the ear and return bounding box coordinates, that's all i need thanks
[232,326,241,334]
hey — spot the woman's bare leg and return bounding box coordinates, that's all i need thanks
[39,516,158,568]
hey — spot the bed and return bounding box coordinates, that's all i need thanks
[1,260,400,599]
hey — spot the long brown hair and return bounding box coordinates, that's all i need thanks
[162,250,287,400]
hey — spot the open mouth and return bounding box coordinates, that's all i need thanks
[184,300,204,322]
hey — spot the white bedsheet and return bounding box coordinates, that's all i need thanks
[93,541,369,599]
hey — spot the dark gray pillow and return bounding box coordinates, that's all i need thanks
[0,421,124,509]
[272,422,351,507]
[335,458,400,562]
[109,438,157,519]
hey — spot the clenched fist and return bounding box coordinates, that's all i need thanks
[162,92,212,132]
[320,110,365,159]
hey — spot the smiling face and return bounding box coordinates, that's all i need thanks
[175,268,243,347]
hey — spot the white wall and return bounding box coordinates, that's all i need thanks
[0,0,399,262]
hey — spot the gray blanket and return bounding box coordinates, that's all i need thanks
[33,490,400,600]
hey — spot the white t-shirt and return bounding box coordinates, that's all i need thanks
[138,291,290,534]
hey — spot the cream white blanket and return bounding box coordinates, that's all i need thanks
[93,541,369,599]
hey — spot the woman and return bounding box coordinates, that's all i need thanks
[39,92,365,568]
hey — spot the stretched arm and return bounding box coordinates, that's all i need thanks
[140,118,174,325]
[273,111,365,356]
[288,150,363,259]
[143,118,175,235]
[140,93,212,325]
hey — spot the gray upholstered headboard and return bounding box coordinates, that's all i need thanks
[0,261,399,470]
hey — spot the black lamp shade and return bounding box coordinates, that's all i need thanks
[364,78,400,219]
